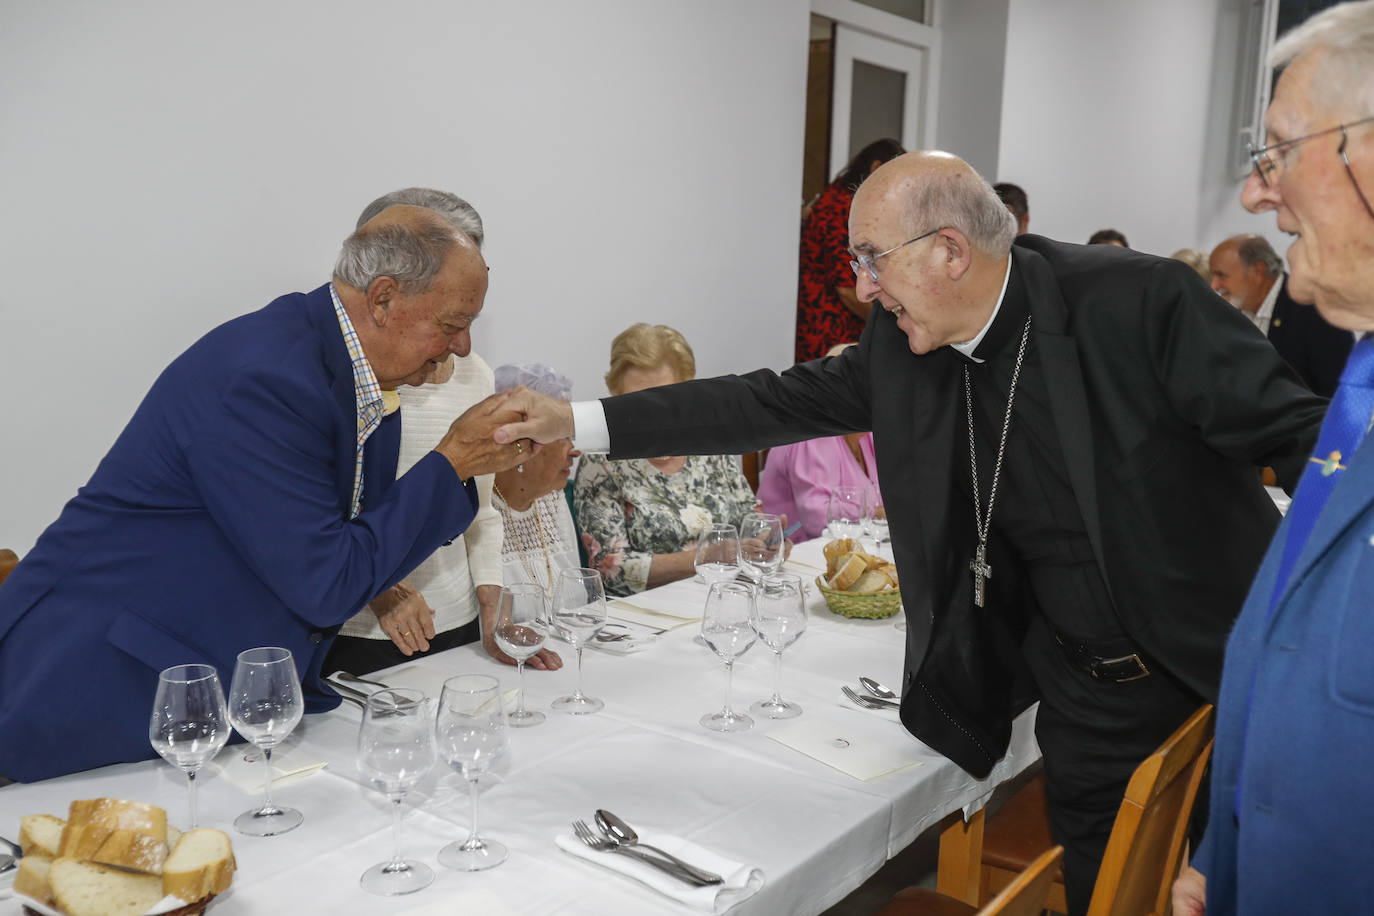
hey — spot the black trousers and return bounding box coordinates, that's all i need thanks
[322,617,481,676]
[1022,614,1204,916]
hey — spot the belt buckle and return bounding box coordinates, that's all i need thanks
[1092,652,1150,682]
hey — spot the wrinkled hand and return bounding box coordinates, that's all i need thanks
[490,386,576,447]
[1171,865,1206,916]
[369,580,435,656]
[481,632,563,671]
[435,391,533,478]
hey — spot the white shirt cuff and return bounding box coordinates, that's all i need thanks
[571,400,611,453]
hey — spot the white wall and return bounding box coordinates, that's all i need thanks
[995,0,1284,258]
[936,0,1010,182]
[0,0,810,553]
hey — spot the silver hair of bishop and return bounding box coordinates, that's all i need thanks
[356,187,485,250]
[902,168,1017,257]
[333,220,458,294]
[1270,0,1374,117]
[494,363,573,400]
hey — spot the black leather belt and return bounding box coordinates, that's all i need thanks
[1053,631,1152,682]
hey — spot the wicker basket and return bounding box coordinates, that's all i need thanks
[815,577,903,619]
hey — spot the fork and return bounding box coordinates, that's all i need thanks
[842,684,900,710]
[571,820,716,886]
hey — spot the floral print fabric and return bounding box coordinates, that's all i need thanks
[574,453,757,596]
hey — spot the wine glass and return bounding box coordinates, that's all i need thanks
[493,583,549,727]
[699,581,758,732]
[738,513,785,583]
[227,646,305,836]
[867,490,890,545]
[356,689,436,895]
[149,664,230,829]
[827,486,869,539]
[435,674,510,871]
[750,574,808,719]
[550,568,607,715]
[694,523,740,585]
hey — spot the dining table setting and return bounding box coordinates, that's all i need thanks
[0,536,1038,915]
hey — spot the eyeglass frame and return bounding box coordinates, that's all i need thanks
[849,226,949,285]
[1247,115,1374,219]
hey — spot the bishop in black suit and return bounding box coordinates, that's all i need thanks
[500,153,1325,913]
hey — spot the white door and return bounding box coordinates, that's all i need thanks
[829,23,936,175]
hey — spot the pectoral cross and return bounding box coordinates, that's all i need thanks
[969,544,992,608]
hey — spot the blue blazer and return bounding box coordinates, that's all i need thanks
[0,284,475,782]
[1195,436,1374,913]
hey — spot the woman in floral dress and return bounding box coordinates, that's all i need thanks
[574,324,757,596]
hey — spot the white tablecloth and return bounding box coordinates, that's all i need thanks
[0,540,1038,915]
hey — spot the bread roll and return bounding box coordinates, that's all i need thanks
[13,853,54,906]
[162,828,236,902]
[848,570,891,594]
[19,813,65,858]
[48,857,163,916]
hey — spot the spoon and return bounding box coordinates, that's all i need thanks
[859,676,900,702]
[593,810,724,885]
[0,853,13,875]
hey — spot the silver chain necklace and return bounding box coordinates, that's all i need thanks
[962,315,1032,607]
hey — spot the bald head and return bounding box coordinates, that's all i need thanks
[855,151,1017,257]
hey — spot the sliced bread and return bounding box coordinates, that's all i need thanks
[828,553,867,591]
[19,813,65,858]
[60,799,168,874]
[13,853,54,906]
[161,828,236,902]
[48,857,164,916]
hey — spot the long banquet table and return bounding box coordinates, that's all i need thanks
[0,540,1038,915]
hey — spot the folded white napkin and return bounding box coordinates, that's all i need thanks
[556,827,764,912]
[607,598,700,629]
[213,744,328,794]
[767,707,925,781]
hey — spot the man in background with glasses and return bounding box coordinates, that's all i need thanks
[498,146,1323,913]
[1175,3,1374,914]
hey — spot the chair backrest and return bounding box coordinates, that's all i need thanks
[982,845,1064,916]
[0,549,17,587]
[1087,704,1215,916]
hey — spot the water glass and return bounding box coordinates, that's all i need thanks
[227,646,305,836]
[750,574,808,719]
[551,568,607,714]
[867,491,890,544]
[356,689,436,895]
[435,675,510,871]
[493,582,550,727]
[827,486,869,539]
[699,581,758,732]
[149,664,230,828]
[738,513,785,582]
[694,523,740,585]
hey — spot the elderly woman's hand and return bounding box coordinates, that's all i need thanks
[368,580,436,656]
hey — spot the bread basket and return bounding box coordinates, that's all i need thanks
[21,898,215,916]
[815,577,903,619]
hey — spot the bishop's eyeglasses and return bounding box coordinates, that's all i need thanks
[849,226,949,284]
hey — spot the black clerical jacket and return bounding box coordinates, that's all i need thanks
[601,236,1324,778]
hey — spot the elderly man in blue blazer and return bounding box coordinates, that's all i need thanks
[0,204,527,782]
[1173,3,1374,914]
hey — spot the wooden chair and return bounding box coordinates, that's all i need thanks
[741,449,769,493]
[877,846,1064,916]
[935,703,1214,916]
[0,549,18,587]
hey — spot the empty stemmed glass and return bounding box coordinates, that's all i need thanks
[494,583,549,727]
[356,688,436,895]
[435,674,510,871]
[827,485,869,539]
[867,491,890,545]
[149,664,230,829]
[738,513,785,583]
[551,568,607,715]
[750,574,808,719]
[227,646,305,836]
[694,523,740,585]
[699,581,758,732]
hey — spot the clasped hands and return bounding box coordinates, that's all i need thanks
[435,387,574,479]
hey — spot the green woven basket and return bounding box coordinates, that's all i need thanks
[815,577,903,619]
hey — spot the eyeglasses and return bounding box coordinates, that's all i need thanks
[1248,116,1374,218]
[849,226,948,284]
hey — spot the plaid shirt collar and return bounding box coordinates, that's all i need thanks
[329,283,387,517]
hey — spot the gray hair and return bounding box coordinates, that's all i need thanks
[494,363,573,399]
[901,167,1017,257]
[1230,234,1285,278]
[333,218,459,294]
[356,188,485,250]
[1270,1,1374,117]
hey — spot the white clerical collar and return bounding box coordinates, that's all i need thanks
[949,253,1014,364]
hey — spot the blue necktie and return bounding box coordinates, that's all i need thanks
[1270,335,1374,612]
